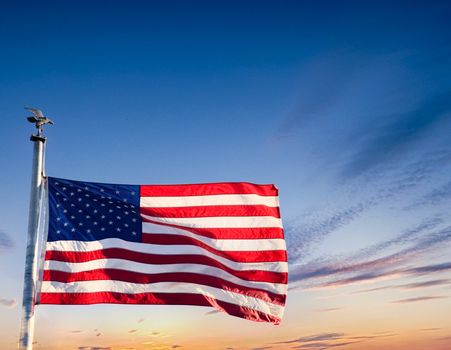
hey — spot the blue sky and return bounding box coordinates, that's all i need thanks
[1,1,451,349]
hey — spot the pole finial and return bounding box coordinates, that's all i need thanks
[25,107,54,142]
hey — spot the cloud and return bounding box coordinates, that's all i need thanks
[408,180,451,209]
[289,219,451,290]
[274,332,396,350]
[78,347,112,350]
[0,298,17,308]
[205,310,221,316]
[391,296,449,304]
[342,92,451,178]
[316,307,341,312]
[70,330,84,334]
[128,329,138,334]
[0,230,13,252]
[250,347,272,350]
[355,278,451,294]
[286,202,370,262]
[171,346,182,349]
[293,341,361,349]
[276,333,346,344]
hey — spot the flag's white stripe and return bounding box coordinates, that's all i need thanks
[140,194,279,208]
[141,214,283,229]
[142,222,286,251]
[46,239,288,272]
[41,280,284,318]
[44,259,286,294]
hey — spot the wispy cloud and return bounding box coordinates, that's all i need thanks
[293,341,361,349]
[274,331,395,350]
[342,92,451,178]
[0,298,16,309]
[391,295,449,304]
[289,220,451,290]
[316,307,342,312]
[276,333,345,344]
[0,230,13,252]
[355,278,451,294]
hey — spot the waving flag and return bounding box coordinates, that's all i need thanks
[40,177,287,323]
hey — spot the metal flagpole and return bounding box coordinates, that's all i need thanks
[19,107,53,350]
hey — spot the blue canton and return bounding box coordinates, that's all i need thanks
[47,177,142,242]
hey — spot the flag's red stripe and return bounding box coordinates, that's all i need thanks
[140,183,278,197]
[45,250,288,284]
[141,233,287,262]
[43,270,286,305]
[39,292,281,323]
[141,217,285,240]
[140,205,280,218]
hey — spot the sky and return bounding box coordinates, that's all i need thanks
[1,1,451,349]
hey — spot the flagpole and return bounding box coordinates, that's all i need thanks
[19,108,53,350]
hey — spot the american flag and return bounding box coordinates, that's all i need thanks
[39,177,287,323]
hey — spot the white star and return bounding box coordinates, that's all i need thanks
[63,197,67,201]
[77,189,82,192]
[108,201,113,204]
[84,186,89,191]
[124,223,129,227]
[123,198,128,202]
[85,194,90,197]
[115,190,120,194]
[101,215,106,219]
[93,209,98,213]
[86,229,91,234]
[63,209,68,213]
[70,192,74,196]
[56,230,61,234]
[101,227,105,231]
[63,223,68,227]
[116,216,121,220]
[78,222,83,226]
[93,221,98,225]
[108,221,113,225]
[124,211,129,215]
[101,203,105,207]
[56,217,61,221]
[132,231,137,235]
[86,203,90,207]
[86,215,91,219]
[132,218,137,222]
[108,209,113,213]
[107,196,112,200]
[93,198,98,202]
[71,228,76,232]
[70,215,75,219]
[116,205,121,209]
[100,188,104,192]
[78,209,82,213]
[116,227,121,232]
[55,181,59,185]
[56,204,60,207]
[71,204,75,207]
[78,198,83,202]
[131,191,135,195]
[62,187,67,191]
